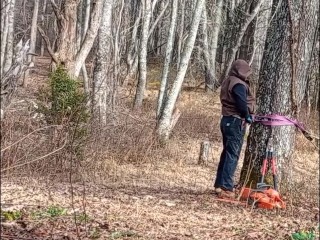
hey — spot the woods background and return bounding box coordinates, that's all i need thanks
[0,0,319,239]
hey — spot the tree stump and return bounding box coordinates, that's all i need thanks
[198,140,211,166]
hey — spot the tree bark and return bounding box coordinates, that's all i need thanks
[2,0,16,75]
[176,0,185,70]
[1,1,11,77]
[38,0,103,78]
[123,3,141,86]
[93,0,114,125]
[157,0,178,119]
[74,0,103,77]
[133,0,152,109]
[1,40,31,119]
[249,0,273,94]
[148,0,169,39]
[198,140,211,166]
[40,0,48,56]
[210,0,223,82]
[23,0,39,87]
[200,7,215,92]
[156,0,205,143]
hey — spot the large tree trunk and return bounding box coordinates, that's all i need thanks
[156,0,205,143]
[133,0,152,109]
[38,0,103,77]
[93,0,114,125]
[55,0,79,73]
[239,0,319,191]
[157,0,178,118]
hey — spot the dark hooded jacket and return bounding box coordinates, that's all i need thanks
[220,59,255,117]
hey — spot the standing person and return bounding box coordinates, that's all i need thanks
[214,59,255,199]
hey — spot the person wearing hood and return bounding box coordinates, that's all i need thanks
[214,59,255,199]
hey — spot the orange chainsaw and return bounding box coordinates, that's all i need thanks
[239,137,286,209]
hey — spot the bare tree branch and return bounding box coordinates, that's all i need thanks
[37,25,58,63]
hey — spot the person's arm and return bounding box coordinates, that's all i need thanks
[232,84,250,119]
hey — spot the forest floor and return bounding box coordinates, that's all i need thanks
[1,57,319,239]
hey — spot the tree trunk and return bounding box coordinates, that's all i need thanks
[93,0,114,125]
[38,0,103,78]
[133,0,152,109]
[210,0,223,82]
[79,0,91,95]
[157,0,178,118]
[201,7,215,92]
[176,0,185,70]
[55,0,79,73]
[156,0,205,143]
[40,0,47,56]
[23,0,39,87]
[249,0,273,94]
[198,140,211,166]
[148,0,169,40]
[1,40,31,119]
[74,0,103,77]
[1,1,10,77]
[123,4,141,86]
[239,0,319,191]
[293,0,319,110]
[2,0,16,75]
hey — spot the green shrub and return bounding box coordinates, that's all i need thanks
[38,66,89,125]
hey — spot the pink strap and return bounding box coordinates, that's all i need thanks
[252,114,312,141]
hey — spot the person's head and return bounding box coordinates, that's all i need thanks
[229,59,252,81]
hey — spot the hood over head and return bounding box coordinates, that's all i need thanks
[229,59,252,81]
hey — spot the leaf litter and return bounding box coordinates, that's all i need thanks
[1,178,319,240]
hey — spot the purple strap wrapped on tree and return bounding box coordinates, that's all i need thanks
[252,114,313,141]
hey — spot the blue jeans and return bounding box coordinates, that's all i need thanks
[214,116,246,191]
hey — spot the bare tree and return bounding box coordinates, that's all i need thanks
[157,0,178,118]
[1,40,32,120]
[176,0,185,69]
[133,0,152,109]
[38,0,103,77]
[200,7,215,92]
[23,0,39,86]
[156,0,206,143]
[40,0,48,56]
[123,1,141,86]
[93,0,114,125]
[209,0,223,82]
[1,0,16,77]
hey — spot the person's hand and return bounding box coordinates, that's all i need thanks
[245,115,253,124]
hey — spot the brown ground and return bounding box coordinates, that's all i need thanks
[1,57,319,239]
